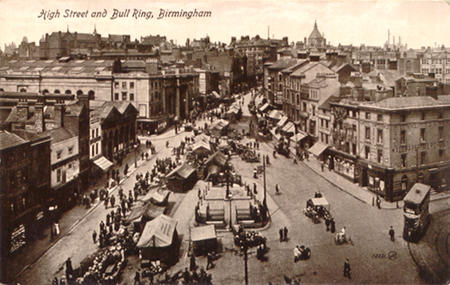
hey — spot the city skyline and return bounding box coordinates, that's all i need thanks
[0,0,449,51]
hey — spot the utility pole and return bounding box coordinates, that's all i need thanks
[242,241,249,285]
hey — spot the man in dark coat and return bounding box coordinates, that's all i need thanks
[65,258,73,280]
[330,218,336,233]
[344,258,351,279]
[279,228,283,242]
[190,253,196,271]
[283,227,288,241]
[389,226,395,241]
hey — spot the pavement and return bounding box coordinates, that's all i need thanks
[7,144,148,282]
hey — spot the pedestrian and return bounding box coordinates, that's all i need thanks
[325,217,330,231]
[183,267,192,283]
[344,258,351,279]
[321,162,324,172]
[266,155,270,165]
[206,252,214,270]
[92,230,97,244]
[52,277,58,285]
[110,195,115,208]
[104,197,109,209]
[65,258,73,280]
[190,253,196,271]
[253,183,257,194]
[283,226,289,241]
[376,195,381,209]
[389,226,395,241]
[279,228,283,242]
[134,271,141,285]
[330,218,336,233]
[275,184,280,195]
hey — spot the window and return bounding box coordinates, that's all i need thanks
[122,92,127,100]
[57,168,61,182]
[400,114,406,122]
[325,135,329,144]
[68,163,72,169]
[400,130,406,144]
[92,145,95,156]
[365,146,370,159]
[365,127,371,140]
[365,112,371,120]
[420,128,425,142]
[352,143,356,155]
[68,146,73,155]
[122,82,127,89]
[421,112,425,120]
[56,150,62,159]
[114,82,119,88]
[352,124,356,132]
[377,149,383,163]
[377,129,383,143]
[401,153,407,167]
[303,103,307,112]
[96,143,99,155]
[130,93,134,101]
[325,120,329,129]
[401,175,408,191]
[420,151,426,165]
[114,93,119,100]
[130,82,134,89]
[92,129,95,138]
[377,114,383,121]
[439,126,444,140]
[96,128,98,138]
[438,112,443,119]
[312,106,315,116]
[439,149,444,158]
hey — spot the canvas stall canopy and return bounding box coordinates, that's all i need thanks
[137,214,179,263]
[191,225,218,256]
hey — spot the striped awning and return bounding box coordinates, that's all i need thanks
[308,142,329,157]
[93,156,114,172]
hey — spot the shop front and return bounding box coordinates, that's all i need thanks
[358,161,395,201]
[328,148,358,183]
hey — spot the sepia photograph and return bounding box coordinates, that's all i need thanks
[0,0,449,284]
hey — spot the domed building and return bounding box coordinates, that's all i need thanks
[306,21,327,50]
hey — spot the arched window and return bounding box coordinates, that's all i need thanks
[88,90,95,100]
[65,90,72,94]
[54,89,61,94]
[76,90,83,96]
[42,89,49,95]
[401,175,408,191]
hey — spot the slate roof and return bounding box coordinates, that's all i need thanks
[359,96,450,111]
[42,127,76,143]
[0,130,28,150]
[268,58,299,71]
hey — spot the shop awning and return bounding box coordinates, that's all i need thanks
[268,110,283,120]
[93,156,114,172]
[212,91,220,98]
[277,116,288,127]
[259,103,270,112]
[282,122,295,133]
[308,142,329,157]
[137,214,177,248]
[299,111,309,119]
[293,132,308,143]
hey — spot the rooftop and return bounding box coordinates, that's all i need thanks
[0,130,28,150]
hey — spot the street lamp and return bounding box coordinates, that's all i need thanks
[241,239,249,285]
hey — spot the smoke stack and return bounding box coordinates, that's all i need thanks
[54,102,65,128]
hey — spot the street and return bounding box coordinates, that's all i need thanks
[14,91,448,284]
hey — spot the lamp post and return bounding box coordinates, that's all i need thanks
[241,240,249,285]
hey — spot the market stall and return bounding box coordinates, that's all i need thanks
[166,163,198,192]
[191,225,218,256]
[136,214,179,265]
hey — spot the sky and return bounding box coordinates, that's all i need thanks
[0,0,449,50]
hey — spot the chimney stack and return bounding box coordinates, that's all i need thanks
[16,101,29,122]
[145,58,159,75]
[54,102,65,128]
[34,102,45,132]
